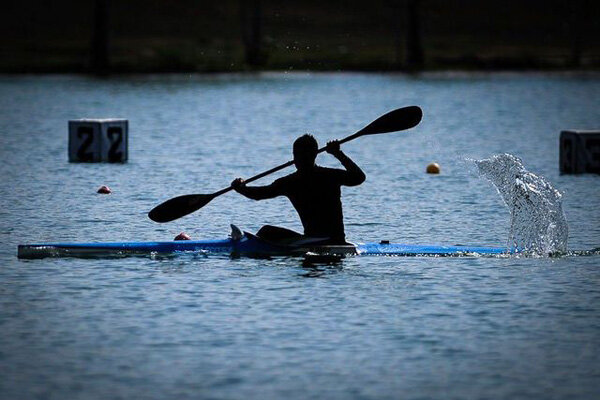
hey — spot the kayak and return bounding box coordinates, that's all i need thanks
[17,228,509,259]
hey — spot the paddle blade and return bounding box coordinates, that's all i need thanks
[357,106,422,136]
[148,194,215,223]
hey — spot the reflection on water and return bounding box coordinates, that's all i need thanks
[1,73,599,400]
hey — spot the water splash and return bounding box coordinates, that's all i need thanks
[473,154,568,255]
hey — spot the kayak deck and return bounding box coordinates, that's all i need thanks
[17,235,509,259]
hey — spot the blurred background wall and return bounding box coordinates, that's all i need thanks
[1,0,598,74]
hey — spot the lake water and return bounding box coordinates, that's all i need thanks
[1,72,599,399]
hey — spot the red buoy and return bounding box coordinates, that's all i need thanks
[97,185,112,194]
[174,232,191,241]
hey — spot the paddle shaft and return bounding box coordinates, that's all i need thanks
[211,130,364,198]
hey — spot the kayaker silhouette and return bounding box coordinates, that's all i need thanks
[231,134,366,245]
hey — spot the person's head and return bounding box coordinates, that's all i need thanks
[293,134,318,172]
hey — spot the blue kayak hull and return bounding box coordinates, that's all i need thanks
[17,235,509,259]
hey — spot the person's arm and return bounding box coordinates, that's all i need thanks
[326,140,366,186]
[231,178,282,200]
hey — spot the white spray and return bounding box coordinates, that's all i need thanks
[473,154,568,255]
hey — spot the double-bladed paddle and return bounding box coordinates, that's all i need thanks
[148,105,422,222]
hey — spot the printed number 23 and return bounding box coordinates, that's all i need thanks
[107,127,123,162]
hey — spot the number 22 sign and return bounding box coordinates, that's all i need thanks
[68,119,128,163]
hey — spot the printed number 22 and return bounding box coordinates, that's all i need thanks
[77,127,94,162]
[107,127,123,162]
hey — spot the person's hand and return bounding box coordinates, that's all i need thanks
[325,140,342,156]
[231,177,245,192]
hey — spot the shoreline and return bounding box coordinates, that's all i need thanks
[2,69,599,78]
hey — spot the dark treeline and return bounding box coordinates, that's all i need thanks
[1,0,598,74]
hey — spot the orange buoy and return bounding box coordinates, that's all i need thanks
[174,232,191,241]
[97,185,112,194]
[426,163,440,174]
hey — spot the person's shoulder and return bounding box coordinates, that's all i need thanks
[315,166,347,183]
[315,166,343,174]
[316,166,345,176]
[273,171,298,185]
